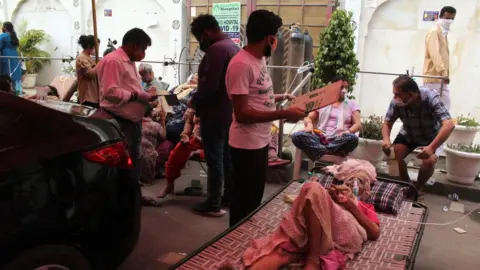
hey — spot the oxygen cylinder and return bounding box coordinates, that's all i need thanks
[269,29,285,94]
[286,25,305,96]
[303,29,314,93]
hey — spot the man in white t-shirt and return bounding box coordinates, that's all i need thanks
[226,10,305,227]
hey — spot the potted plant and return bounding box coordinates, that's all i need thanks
[17,21,51,88]
[444,143,480,185]
[312,8,359,96]
[446,114,480,145]
[352,115,385,166]
[61,57,76,76]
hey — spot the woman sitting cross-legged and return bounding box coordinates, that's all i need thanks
[291,76,361,161]
[241,181,380,270]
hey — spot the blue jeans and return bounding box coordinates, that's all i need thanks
[200,119,232,208]
[291,131,359,161]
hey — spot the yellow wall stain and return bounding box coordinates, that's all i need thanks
[384,44,391,56]
[450,37,466,75]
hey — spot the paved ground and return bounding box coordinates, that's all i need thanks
[119,163,480,269]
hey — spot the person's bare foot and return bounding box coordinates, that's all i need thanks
[249,248,296,270]
[158,183,174,198]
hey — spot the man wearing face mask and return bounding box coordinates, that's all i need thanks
[381,75,454,198]
[187,14,240,217]
[96,28,155,182]
[291,76,361,161]
[226,10,305,227]
[423,6,456,111]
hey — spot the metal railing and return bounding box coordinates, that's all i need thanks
[1,54,449,161]
[0,55,301,70]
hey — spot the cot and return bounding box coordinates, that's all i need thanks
[171,166,428,270]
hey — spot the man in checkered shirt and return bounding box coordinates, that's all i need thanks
[381,75,455,195]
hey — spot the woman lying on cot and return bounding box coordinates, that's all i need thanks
[25,85,60,101]
[229,181,380,270]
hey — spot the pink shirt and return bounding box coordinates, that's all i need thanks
[226,49,275,150]
[322,100,360,137]
[97,48,148,123]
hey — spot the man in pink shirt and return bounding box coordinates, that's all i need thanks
[226,10,305,227]
[96,28,155,181]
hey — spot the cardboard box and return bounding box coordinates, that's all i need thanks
[288,81,342,112]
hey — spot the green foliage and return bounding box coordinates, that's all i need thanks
[17,20,51,74]
[312,9,359,96]
[333,0,341,9]
[62,58,76,75]
[448,144,480,154]
[359,115,383,140]
[455,114,480,127]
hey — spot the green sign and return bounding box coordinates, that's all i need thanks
[212,2,241,45]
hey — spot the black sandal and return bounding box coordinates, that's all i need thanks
[142,196,163,206]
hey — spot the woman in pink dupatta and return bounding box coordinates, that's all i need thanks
[242,182,380,270]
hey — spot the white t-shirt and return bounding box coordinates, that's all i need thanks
[226,49,276,150]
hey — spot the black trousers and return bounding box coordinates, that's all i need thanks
[229,145,268,227]
[81,101,99,108]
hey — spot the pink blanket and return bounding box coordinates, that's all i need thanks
[324,158,377,201]
[243,182,367,269]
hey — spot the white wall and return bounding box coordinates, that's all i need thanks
[0,0,187,87]
[350,0,480,143]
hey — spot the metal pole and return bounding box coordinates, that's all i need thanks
[278,120,284,158]
[91,0,100,64]
[440,79,444,97]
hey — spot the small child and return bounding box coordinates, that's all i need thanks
[151,111,203,200]
[180,112,201,145]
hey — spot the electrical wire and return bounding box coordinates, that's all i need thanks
[357,198,479,226]
[177,47,187,85]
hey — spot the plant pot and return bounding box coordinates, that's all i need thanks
[351,138,385,167]
[446,125,479,145]
[22,73,38,88]
[444,145,480,185]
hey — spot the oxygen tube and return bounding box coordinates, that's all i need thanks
[352,179,359,199]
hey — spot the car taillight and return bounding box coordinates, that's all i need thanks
[83,141,132,169]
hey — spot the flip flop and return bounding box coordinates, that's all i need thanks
[138,181,153,187]
[142,196,163,206]
[180,186,203,196]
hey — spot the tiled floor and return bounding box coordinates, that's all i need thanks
[119,163,480,269]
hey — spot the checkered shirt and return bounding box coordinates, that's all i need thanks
[384,88,451,145]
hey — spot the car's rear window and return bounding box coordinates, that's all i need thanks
[38,100,97,117]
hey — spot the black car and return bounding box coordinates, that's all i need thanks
[0,93,141,270]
